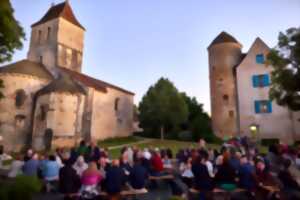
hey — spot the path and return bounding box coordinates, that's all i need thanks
[107,137,155,150]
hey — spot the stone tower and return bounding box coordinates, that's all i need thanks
[208,32,243,138]
[27,1,85,74]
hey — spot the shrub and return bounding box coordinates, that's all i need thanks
[261,138,279,146]
[0,175,42,200]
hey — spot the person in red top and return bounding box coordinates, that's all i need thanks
[150,149,164,175]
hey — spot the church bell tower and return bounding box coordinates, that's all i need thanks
[27,1,85,74]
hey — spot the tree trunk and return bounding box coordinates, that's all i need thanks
[160,125,164,140]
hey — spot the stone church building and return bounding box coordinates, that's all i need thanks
[208,32,300,143]
[0,1,135,151]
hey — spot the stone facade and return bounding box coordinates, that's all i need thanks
[0,1,135,151]
[209,32,300,142]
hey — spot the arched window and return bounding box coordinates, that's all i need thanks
[15,89,27,108]
[114,98,120,111]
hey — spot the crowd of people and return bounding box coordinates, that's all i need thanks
[0,138,300,200]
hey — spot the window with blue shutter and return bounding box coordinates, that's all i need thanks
[254,100,272,114]
[252,74,270,87]
[256,54,265,64]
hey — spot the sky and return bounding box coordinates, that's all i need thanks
[7,0,300,113]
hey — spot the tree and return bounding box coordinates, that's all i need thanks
[181,93,214,142]
[267,27,300,110]
[0,0,25,63]
[138,78,188,139]
[0,0,25,99]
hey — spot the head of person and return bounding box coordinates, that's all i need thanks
[199,138,206,149]
[76,155,85,166]
[80,140,86,147]
[49,155,56,161]
[88,161,98,172]
[112,159,120,167]
[32,153,39,160]
[256,160,265,171]
[99,157,107,167]
[240,155,248,165]
[216,155,224,166]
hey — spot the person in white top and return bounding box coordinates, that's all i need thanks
[7,155,24,178]
[73,156,88,177]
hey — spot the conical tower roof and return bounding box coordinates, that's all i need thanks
[31,1,85,30]
[208,31,240,48]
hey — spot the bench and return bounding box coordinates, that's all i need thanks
[149,174,174,180]
[189,187,247,200]
[99,188,148,197]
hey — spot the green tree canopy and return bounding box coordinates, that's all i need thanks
[138,78,188,138]
[181,93,213,142]
[0,0,25,63]
[267,27,300,110]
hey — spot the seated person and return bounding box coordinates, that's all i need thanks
[238,156,255,191]
[80,162,102,198]
[179,157,194,187]
[8,154,24,178]
[59,160,81,199]
[278,159,300,199]
[150,149,164,176]
[129,158,148,189]
[214,153,238,191]
[191,155,213,191]
[73,156,88,177]
[254,159,280,199]
[105,159,126,195]
[22,153,40,176]
[41,155,60,181]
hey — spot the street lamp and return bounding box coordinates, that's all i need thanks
[249,124,259,141]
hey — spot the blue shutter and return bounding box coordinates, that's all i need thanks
[267,101,272,113]
[252,75,259,87]
[263,74,270,86]
[256,54,264,64]
[254,101,260,113]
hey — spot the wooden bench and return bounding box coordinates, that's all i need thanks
[99,188,148,197]
[189,187,247,200]
[149,174,174,180]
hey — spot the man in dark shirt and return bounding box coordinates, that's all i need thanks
[105,159,126,195]
[191,155,213,191]
[129,158,148,189]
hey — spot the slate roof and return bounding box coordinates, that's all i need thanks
[59,67,135,95]
[0,59,53,80]
[31,1,85,30]
[37,73,86,96]
[208,31,240,48]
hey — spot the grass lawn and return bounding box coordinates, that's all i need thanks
[105,137,220,158]
[100,136,269,159]
[98,136,141,148]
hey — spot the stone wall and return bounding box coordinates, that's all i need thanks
[208,43,242,138]
[32,92,85,150]
[0,74,49,151]
[89,88,134,141]
[27,19,59,74]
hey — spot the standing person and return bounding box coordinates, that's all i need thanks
[77,140,88,157]
[59,160,81,200]
[105,159,126,197]
[22,153,40,176]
